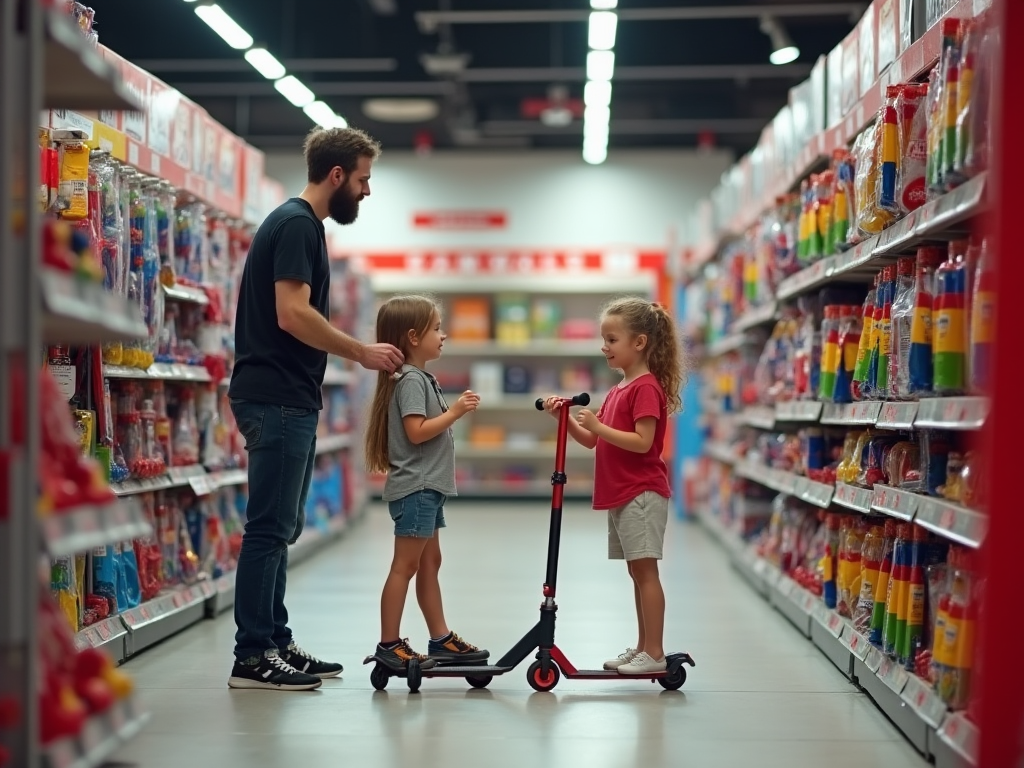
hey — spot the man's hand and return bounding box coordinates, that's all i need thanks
[359,342,404,373]
[576,408,600,433]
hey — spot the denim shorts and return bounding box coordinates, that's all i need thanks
[388,489,447,538]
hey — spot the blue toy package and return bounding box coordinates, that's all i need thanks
[117,540,142,609]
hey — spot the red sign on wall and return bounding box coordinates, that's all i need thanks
[412,211,508,230]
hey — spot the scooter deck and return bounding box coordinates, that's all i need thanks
[421,664,512,677]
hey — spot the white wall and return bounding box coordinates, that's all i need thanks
[264,149,732,253]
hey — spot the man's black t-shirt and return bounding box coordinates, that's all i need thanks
[229,198,330,410]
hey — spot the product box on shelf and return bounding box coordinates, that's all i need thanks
[826,42,845,128]
[877,0,901,76]
[841,27,861,118]
[859,3,878,98]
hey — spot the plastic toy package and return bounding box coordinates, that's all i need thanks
[156,182,177,287]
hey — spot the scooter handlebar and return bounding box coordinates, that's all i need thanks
[534,392,591,411]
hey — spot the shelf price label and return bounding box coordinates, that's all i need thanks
[877,401,919,430]
[878,655,910,694]
[842,627,871,660]
[801,591,819,614]
[901,674,947,728]
[825,611,845,638]
[45,737,77,768]
[865,646,884,673]
[939,714,980,764]
[189,474,212,496]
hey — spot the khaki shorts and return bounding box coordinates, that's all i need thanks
[607,491,669,561]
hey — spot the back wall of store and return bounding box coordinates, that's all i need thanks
[265,149,732,252]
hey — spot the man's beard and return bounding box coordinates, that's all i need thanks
[328,185,361,225]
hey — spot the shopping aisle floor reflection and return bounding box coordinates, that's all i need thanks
[112,502,927,768]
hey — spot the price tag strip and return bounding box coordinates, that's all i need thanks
[833,482,874,514]
[44,500,152,558]
[865,645,884,673]
[916,172,987,238]
[823,610,846,638]
[705,442,736,465]
[731,301,778,333]
[871,485,920,522]
[821,401,884,426]
[741,406,776,430]
[832,233,882,277]
[877,655,910,695]
[900,673,948,729]
[937,713,980,766]
[839,625,871,661]
[778,256,834,301]
[915,497,987,549]
[875,401,920,430]
[793,477,835,509]
[876,208,920,255]
[914,396,989,431]
[775,400,823,423]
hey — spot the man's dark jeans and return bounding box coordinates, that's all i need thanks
[230,399,318,662]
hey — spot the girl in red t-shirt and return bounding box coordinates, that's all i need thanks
[543,297,684,675]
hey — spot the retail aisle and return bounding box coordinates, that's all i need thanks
[111,503,926,768]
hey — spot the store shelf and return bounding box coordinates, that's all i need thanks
[833,482,875,514]
[120,582,214,657]
[934,713,980,768]
[739,406,775,430]
[767,569,815,638]
[914,397,989,431]
[731,302,778,333]
[914,496,987,549]
[810,603,853,679]
[43,696,149,768]
[315,433,353,455]
[206,570,237,617]
[111,464,208,497]
[43,498,150,559]
[160,283,209,305]
[775,400,823,423]
[735,461,834,508]
[454,442,593,460]
[72,616,129,664]
[42,269,148,346]
[205,468,248,490]
[876,401,920,431]
[869,484,921,522]
[706,333,752,358]
[820,401,884,426]
[104,363,211,383]
[441,340,599,357]
[44,11,141,111]
[704,441,737,465]
[855,648,931,755]
[290,513,351,566]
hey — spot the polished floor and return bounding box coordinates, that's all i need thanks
[111,502,927,768]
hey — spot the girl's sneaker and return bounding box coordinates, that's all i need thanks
[603,648,639,670]
[427,631,489,663]
[617,651,667,675]
[376,639,438,671]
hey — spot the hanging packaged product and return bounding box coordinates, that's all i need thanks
[854,524,886,633]
[817,305,841,402]
[837,517,866,619]
[831,305,861,404]
[870,519,898,646]
[927,19,966,197]
[887,257,918,399]
[949,20,976,187]
[828,151,853,254]
[853,121,895,241]
[51,556,80,632]
[867,267,896,398]
[895,84,930,215]
[963,14,997,179]
[852,274,879,400]
[906,247,944,394]
[793,296,819,399]
[883,523,911,658]
[123,172,146,369]
[56,139,90,221]
[172,388,201,466]
[92,544,119,616]
[933,242,969,395]
[878,86,902,214]
[139,182,163,369]
[157,182,177,287]
[797,179,813,264]
[819,514,842,610]
[810,172,833,263]
[969,238,995,394]
[937,548,977,709]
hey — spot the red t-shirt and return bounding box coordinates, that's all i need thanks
[592,373,671,510]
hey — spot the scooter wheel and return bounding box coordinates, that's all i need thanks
[527,660,560,693]
[407,659,422,693]
[370,664,390,691]
[658,667,686,691]
[466,675,492,689]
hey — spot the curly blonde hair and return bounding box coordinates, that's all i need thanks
[603,297,686,414]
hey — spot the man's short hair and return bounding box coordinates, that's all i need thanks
[303,126,382,183]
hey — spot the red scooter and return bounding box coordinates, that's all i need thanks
[363,392,695,693]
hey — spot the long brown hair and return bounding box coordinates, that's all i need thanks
[603,297,686,414]
[364,295,440,474]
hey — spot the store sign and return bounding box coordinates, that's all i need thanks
[412,211,508,230]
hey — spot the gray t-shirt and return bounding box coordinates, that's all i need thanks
[382,365,457,502]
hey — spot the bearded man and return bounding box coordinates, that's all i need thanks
[227,126,403,691]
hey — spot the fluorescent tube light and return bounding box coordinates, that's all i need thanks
[304,101,348,128]
[586,50,615,82]
[588,11,617,51]
[770,45,800,65]
[274,75,316,108]
[194,4,253,50]
[244,48,286,80]
[584,104,611,125]
[584,80,612,108]
[583,143,608,165]
[590,0,617,8]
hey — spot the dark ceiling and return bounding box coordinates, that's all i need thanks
[91,0,862,156]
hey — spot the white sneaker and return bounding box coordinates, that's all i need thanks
[617,651,667,675]
[603,648,639,670]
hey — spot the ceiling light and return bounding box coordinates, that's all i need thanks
[586,50,615,82]
[304,101,347,128]
[583,122,609,142]
[588,11,617,51]
[584,104,611,125]
[244,48,286,80]
[590,0,617,8]
[583,143,608,165]
[363,98,440,123]
[274,75,316,107]
[584,80,612,108]
[193,4,253,50]
[761,16,800,66]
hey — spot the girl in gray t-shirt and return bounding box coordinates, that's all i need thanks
[364,295,490,671]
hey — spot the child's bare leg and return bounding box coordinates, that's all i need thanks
[627,561,646,651]
[415,530,448,638]
[380,536,430,642]
[629,558,665,660]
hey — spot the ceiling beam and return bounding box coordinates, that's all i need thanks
[173,80,457,97]
[480,118,768,136]
[133,58,398,73]
[416,4,865,32]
